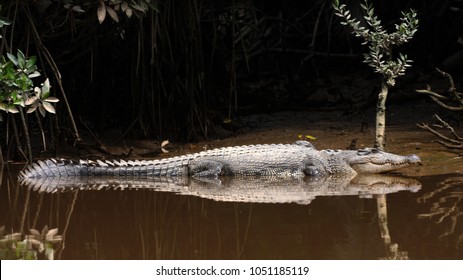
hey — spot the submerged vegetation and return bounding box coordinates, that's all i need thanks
[0,225,62,260]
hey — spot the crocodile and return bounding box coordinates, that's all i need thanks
[19,174,421,204]
[19,140,421,180]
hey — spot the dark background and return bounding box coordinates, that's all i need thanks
[1,0,462,147]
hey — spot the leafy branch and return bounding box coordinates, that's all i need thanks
[0,49,60,162]
[333,0,418,150]
[95,0,158,24]
[0,50,59,116]
[333,0,418,86]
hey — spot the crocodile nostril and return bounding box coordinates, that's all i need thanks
[407,154,421,164]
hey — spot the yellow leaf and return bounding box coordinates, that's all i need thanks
[72,5,85,13]
[106,6,119,23]
[97,3,106,24]
[125,7,133,18]
[297,134,302,139]
[42,102,56,114]
[161,140,169,153]
[161,140,169,147]
[29,229,41,236]
[305,135,317,140]
[25,96,38,106]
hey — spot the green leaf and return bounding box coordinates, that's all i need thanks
[0,16,12,28]
[17,50,26,69]
[6,53,18,66]
[41,78,50,97]
[13,98,24,106]
[42,91,50,99]
[28,71,41,78]
[6,104,19,113]
[26,56,36,69]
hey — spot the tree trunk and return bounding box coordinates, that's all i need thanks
[375,80,389,150]
[19,107,33,163]
[377,195,391,247]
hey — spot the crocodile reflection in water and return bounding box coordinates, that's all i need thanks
[20,174,421,205]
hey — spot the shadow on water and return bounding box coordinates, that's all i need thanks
[1,164,462,260]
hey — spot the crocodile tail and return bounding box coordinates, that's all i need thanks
[19,158,189,179]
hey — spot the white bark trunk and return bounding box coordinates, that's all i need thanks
[375,80,389,150]
[377,195,391,247]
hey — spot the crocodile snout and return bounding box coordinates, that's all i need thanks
[407,154,421,164]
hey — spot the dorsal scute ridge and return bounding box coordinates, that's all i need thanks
[19,142,308,179]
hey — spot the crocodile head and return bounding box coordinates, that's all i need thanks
[325,148,421,174]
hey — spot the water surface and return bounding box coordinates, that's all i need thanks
[1,164,462,259]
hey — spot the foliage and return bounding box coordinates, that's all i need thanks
[0,5,11,39]
[95,0,158,23]
[332,0,419,150]
[332,0,418,86]
[0,225,62,260]
[0,0,437,147]
[39,0,157,24]
[0,50,58,116]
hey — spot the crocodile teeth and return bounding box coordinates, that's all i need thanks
[97,160,108,167]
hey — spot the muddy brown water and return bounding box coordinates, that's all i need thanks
[1,164,462,260]
[1,109,463,259]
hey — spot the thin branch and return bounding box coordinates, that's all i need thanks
[23,5,81,143]
[436,140,463,149]
[434,114,463,141]
[417,68,463,111]
[430,96,463,111]
[416,122,462,146]
[417,69,463,149]
[436,68,463,105]
[416,88,450,101]
[18,107,32,163]
[436,68,462,101]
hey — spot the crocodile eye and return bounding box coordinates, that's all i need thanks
[357,148,381,156]
[357,149,369,156]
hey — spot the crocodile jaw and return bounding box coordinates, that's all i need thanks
[349,154,421,173]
